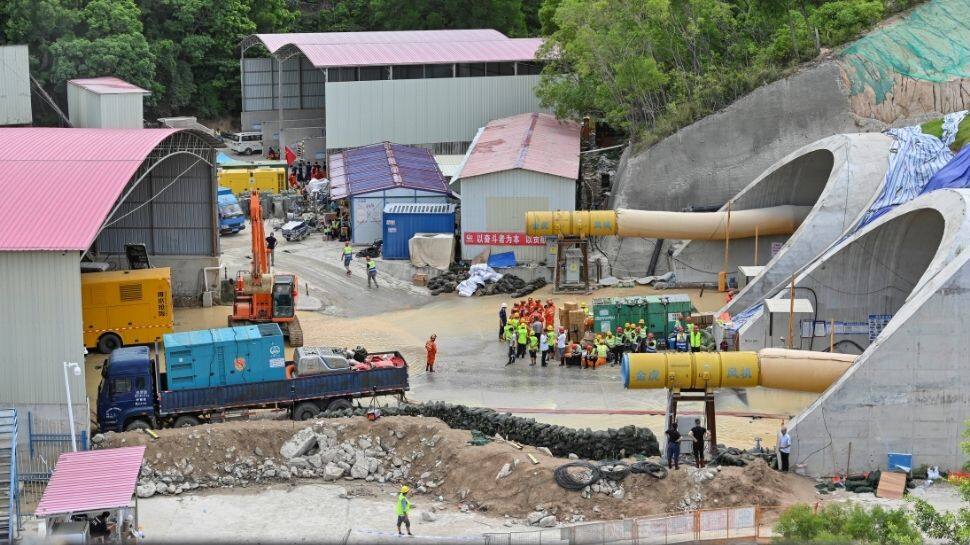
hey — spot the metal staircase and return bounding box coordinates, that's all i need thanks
[0,408,18,545]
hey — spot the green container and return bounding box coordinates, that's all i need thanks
[592,297,617,334]
[644,294,695,335]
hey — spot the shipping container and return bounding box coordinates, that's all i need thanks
[592,297,617,334]
[382,203,456,259]
[163,324,286,391]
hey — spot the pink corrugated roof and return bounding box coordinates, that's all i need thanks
[252,29,542,67]
[69,77,150,95]
[297,38,542,68]
[35,446,145,517]
[255,29,507,53]
[457,113,580,180]
[0,128,182,251]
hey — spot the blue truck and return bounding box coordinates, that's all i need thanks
[217,187,245,234]
[96,324,409,432]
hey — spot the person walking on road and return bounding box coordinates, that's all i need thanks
[365,257,379,288]
[265,233,277,266]
[425,334,437,373]
[341,242,353,275]
[499,303,508,340]
[778,427,792,472]
[690,419,707,468]
[396,485,413,536]
[665,422,682,470]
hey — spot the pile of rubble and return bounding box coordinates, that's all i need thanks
[128,424,437,499]
[318,402,660,459]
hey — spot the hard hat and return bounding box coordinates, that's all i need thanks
[638,319,645,324]
[547,325,553,331]
[559,327,565,333]
[616,327,623,332]
[547,299,553,304]
[400,485,410,493]
[501,303,507,308]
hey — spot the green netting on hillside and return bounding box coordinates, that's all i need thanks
[840,0,970,103]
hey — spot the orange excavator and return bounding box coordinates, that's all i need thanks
[229,190,304,346]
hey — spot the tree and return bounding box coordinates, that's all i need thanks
[368,0,528,36]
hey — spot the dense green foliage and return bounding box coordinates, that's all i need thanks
[775,503,922,544]
[0,0,542,122]
[536,0,922,143]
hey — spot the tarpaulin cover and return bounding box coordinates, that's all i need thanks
[857,110,967,228]
[408,233,454,271]
[921,145,970,193]
[725,303,764,333]
[457,263,503,297]
[487,251,517,269]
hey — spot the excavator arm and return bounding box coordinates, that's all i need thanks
[249,191,269,280]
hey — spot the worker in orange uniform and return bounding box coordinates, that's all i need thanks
[425,334,437,373]
[544,299,556,329]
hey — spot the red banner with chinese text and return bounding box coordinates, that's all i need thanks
[463,232,545,246]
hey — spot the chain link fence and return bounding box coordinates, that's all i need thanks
[484,506,762,545]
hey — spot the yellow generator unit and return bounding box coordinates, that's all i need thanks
[217,167,287,195]
[82,268,175,353]
[621,348,855,393]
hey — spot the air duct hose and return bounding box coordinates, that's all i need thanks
[620,348,855,393]
[525,206,811,240]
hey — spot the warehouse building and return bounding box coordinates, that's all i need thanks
[68,77,150,129]
[239,29,547,161]
[330,142,452,244]
[0,128,217,435]
[0,44,33,125]
[453,112,580,263]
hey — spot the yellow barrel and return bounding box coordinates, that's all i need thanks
[525,210,618,237]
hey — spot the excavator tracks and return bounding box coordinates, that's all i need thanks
[286,315,304,347]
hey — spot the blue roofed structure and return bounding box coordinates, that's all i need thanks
[329,142,453,244]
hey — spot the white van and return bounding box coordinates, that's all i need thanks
[227,132,263,155]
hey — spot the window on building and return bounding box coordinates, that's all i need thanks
[516,61,543,75]
[392,65,424,79]
[486,62,515,76]
[359,66,390,81]
[456,63,486,77]
[424,64,454,78]
[328,67,358,82]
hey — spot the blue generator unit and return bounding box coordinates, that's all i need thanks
[163,324,286,391]
[382,203,456,260]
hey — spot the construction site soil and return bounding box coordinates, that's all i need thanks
[102,416,817,522]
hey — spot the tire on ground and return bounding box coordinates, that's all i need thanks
[293,401,320,421]
[326,398,353,411]
[124,419,151,432]
[174,415,201,427]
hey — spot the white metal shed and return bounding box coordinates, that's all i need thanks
[68,77,150,129]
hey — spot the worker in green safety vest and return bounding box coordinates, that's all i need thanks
[341,242,353,275]
[595,341,608,368]
[505,324,517,366]
[396,485,413,536]
[689,324,703,353]
[516,323,528,360]
[528,332,539,366]
[366,257,378,289]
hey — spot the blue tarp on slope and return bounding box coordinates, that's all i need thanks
[857,110,967,228]
[487,251,517,269]
[920,145,970,194]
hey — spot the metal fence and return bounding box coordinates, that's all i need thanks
[484,507,762,545]
[16,410,88,511]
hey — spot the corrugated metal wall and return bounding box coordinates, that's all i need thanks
[0,45,32,125]
[0,252,86,406]
[325,75,546,150]
[460,170,575,262]
[97,153,216,256]
[68,86,144,128]
[351,188,449,244]
[242,56,326,112]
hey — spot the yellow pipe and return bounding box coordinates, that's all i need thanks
[525,206,811,240]
[622,349,854,393]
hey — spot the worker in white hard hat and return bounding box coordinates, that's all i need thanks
[396,485,413,536]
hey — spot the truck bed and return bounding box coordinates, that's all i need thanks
[158,352,408,415]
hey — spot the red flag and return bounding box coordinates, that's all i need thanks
[284,146,297,166]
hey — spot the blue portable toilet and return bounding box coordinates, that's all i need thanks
[382,203,456,260]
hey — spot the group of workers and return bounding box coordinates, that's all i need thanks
[501,298,567,367]
[322,215,350,242]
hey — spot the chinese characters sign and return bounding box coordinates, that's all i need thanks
[463,232,546,246]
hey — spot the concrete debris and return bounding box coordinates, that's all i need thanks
[420,511,436,522]
[568,453,579,460]
[280,427,318,459]
[526,511,547,525]
[496,463,513,480]
[537,447,552,456]
[538,515,558,528]
[136,482,156,498]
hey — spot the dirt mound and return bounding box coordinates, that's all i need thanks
[100,416,816,521]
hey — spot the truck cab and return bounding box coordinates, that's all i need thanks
[97,346,157,432]
[217,187,246,235]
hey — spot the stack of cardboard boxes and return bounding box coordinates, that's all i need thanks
[559,302,590,342]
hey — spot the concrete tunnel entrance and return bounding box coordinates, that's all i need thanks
[771,208,945,353]
[672,149,834,283]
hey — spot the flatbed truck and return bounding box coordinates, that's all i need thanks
[96,325,408,432]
